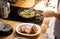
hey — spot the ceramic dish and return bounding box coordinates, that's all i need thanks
[16,23,41,36]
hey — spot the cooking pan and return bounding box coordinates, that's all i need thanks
[18,8,44,24]
[18,9,36,19]
[18,8,44,19]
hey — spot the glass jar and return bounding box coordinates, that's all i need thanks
[0,0,10,18]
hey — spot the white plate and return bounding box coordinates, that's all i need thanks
[16,23,41,36]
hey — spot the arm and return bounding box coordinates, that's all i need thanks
[54,13,60,21]
[42,10,60,21]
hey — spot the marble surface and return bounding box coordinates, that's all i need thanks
[34,0,58,12]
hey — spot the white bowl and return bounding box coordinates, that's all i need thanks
[16,23,41,36]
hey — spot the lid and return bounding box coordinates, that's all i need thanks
[0,22,13,36]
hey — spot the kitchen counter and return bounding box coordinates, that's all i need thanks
[0,0,58,39]
[0,17,50,39]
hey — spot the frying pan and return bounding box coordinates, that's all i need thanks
[18,9,36,19]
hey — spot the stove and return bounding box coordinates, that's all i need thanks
[6,6,44,25]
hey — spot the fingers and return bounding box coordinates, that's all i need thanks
[42,11,50,17]
[42,10,56,17]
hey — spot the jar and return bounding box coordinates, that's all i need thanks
[0,0,10,18]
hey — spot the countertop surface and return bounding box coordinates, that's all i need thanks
[0,0,58,39]
[0,17,50,39]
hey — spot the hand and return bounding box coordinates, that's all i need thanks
[42,10,56,17]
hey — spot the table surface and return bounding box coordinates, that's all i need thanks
[0,17,50,39]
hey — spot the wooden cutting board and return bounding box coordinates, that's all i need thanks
[11,0,35,8]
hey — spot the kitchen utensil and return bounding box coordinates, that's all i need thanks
[0,0,10,18]
[0,22,13,36]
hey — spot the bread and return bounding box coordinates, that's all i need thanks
[18,25,26,33]
[32,25,38,34]
[18,24,38,34]
[18,26,22,32]
[25,25,32,34]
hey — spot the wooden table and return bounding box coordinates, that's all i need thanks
[0,17,50,39]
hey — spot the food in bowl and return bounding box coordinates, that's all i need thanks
[19,10,35,18]
[16,23,41,36]
[18,24,38,34]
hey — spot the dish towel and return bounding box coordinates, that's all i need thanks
[44,17,56,39]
